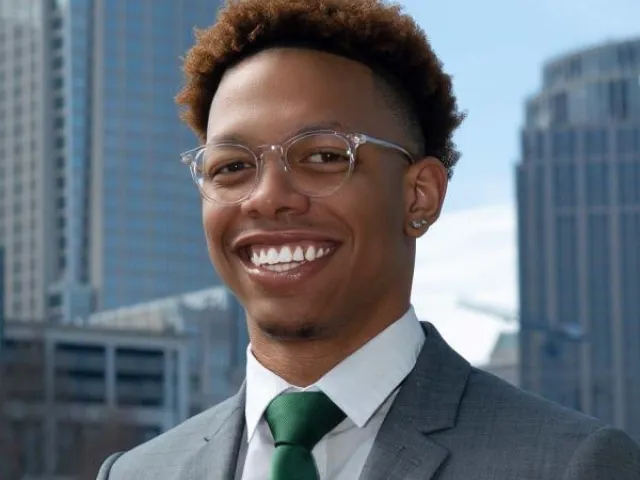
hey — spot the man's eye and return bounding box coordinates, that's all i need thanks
[203,160,255,179]
[305,151,350,163]
[215,161,253,175]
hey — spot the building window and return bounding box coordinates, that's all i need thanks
[552,130,576,158]
[522,130,546,160]
[550,92,568,125]
[618,162,640,206]
[553,164,576,207]
[48,293,62,308]
[555,214,579,324]
[584,128,608,156]
[586,163,609,207]
[616,127,640,155]
[115,348,165,407]
[607,79,629,120]
[617,43,638,69]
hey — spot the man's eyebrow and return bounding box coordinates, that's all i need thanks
[291,121,351,136]
[205,121,353,146]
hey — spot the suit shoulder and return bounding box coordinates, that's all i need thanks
[435,368,639,479]
[463,367,604,438]
[563,425,640,479]
[105,394,243,477]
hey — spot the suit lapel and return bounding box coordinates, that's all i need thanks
[359,322,471,480]
[179,385,246,480]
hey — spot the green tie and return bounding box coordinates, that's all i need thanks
[265,391,346,480]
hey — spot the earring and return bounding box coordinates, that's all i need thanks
[410,219,428,229]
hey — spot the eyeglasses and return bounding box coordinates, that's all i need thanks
[180,129,414,205]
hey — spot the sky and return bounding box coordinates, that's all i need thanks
[403,0,640,364]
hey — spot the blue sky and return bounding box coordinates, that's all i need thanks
[403,0,640,363]
[399,0,640,212]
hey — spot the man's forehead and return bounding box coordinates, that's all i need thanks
[212,46,379,100]
[207,63,376,139]
[205,120,357,146]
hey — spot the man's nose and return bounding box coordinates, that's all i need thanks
[239,148,309,219]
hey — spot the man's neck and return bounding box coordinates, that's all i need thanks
[248,306,409,387]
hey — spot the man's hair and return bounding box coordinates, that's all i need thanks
[176,0,465,178]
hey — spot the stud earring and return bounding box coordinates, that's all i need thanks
[410,219,429,229]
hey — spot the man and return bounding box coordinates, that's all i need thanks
[98,0,640,479]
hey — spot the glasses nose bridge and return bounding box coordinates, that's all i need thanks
[257,143,289,172]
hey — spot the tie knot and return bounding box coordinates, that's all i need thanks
[265,391,346,451]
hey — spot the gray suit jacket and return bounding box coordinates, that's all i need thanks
[97,323,640,479]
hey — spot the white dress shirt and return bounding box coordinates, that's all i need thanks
[241,307,426,480]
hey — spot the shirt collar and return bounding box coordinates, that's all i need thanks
[244,306,425,441]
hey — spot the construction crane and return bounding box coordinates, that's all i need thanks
[456,298,518,326]
[457,297,586,357]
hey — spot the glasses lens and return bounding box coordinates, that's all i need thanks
[286,133,353,197]
[194,144,257,203]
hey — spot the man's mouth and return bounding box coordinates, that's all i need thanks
[246,243,335,273]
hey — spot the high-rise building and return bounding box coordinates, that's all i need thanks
[517,38,640,441]
[0,247,4,354]
[0,0,222,323]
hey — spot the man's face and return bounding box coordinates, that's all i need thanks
[204,48,432,340]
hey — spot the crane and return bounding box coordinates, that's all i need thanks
[456,298,518,326]
[457,297,586,358]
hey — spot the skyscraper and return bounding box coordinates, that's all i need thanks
[0,0,222,323]
[517,38,640,440]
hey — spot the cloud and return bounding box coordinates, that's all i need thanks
[411,204,518,365]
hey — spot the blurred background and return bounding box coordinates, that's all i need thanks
[0,0,638,478]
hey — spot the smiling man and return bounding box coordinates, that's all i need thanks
[97,1,640,479]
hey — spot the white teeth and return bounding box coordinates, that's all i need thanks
[266,248,278,264]
[278,246,293,263]
[305,246,316,261]
[293,246,304,261]
[249,244,332,268]
[263,263,300,273]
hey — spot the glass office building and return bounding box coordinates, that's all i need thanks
[517,38,640,441]
[0,0,223,323]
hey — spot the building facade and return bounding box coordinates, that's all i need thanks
[1,319,190,479]
[517,38,640,441]
[88,286,248,415]
[0,0,222,324]
[0,247,4,354]
[0,285,246,479]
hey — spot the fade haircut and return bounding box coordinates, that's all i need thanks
[176,0,465,178]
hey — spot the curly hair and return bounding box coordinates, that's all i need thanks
[176,0,465,178]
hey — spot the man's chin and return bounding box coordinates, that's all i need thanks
[256,318,329,342]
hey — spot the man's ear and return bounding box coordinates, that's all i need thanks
[403,157,448,237]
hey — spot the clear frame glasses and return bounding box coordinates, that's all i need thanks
[180,129,414,205]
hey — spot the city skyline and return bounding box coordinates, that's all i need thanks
[405,0,640,364]
[1,1,638,369]
[401,0,640,211]
[0,0,224,325]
